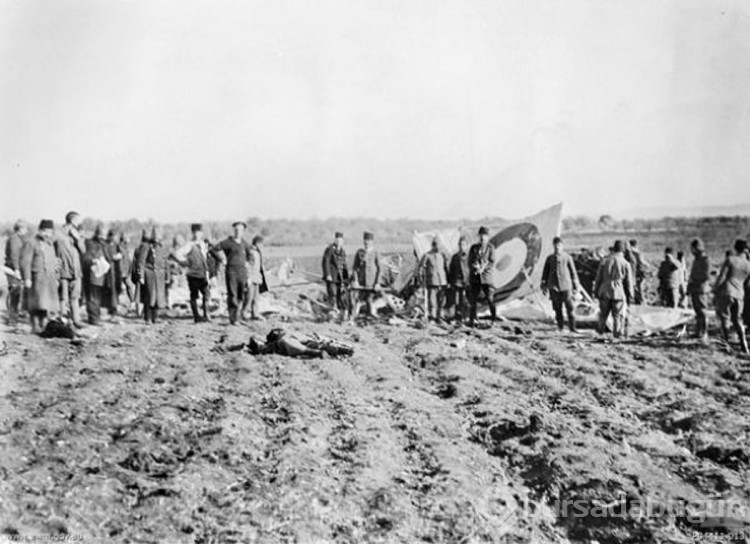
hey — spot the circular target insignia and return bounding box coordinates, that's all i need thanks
[489,222,542,302]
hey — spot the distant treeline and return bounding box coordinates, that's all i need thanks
[563,214,750,234]
[2,214,749,247]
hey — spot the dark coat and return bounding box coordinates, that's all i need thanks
[541,252,580,293]
[211,237,252,276]
[322,244,349,283]
[352,248,380,289]
[687,252,711,295]
[83,237,118,310]
[657,256,682,290]
[131,242,150,284]
[448,251,470,287]
[137,242,171,308]
[468,243,495,286]
[83,238,114,288]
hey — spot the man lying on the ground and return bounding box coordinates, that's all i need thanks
[247,328,354,358]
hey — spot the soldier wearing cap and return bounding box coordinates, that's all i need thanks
[687,238,710,340]
[243,235,268,320]
[210,221,253,325]
[322,232,349,316]
[468,226,497,326]
[624,239,647,305]
[4,219,28,326]
[418,237,448,322]
[351,231,381,319]
[593,240,633,338]
[173,223,212,323]
[20,219,59,333]
[541,236,580,332]
[55,211,85,328]
[657,247,682,308]
[136,226,171,324]
[714,239,750,354]
[448,236,470,323]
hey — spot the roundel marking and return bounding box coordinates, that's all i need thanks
[489,222,543,302]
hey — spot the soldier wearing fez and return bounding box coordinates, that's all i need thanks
[20,219,59,333]
[351,231,381,319]
[322,232,349,318]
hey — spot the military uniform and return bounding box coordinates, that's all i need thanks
[211,237,252,324]
[419,249,448,320]
[541,251,580,332]
[657,255,681,308]
[624,246,645,304]
[468,242,496,325]
[322,243,349,312]
[594,252,633,337]
[448,250,470,321]
[351,236,381,318]
[714,254,750,352]
[687,249,710,338]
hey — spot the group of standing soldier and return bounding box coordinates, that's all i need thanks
[3,216,274,331]
[321,231,386,322]
[320,226,498,327]
[412,226,497,327]
[652,238,750,354]
[542,235,750,354]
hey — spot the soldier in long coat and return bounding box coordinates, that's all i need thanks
[136,227,171,324]
[20,219,59,333]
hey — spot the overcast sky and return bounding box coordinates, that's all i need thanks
[1,0,748,223]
